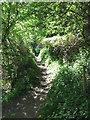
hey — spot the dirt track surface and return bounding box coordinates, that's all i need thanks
[2,56,52,118]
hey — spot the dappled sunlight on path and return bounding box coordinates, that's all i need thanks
[2,56,53,118]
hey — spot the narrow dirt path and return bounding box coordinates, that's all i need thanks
[2,56,52,118]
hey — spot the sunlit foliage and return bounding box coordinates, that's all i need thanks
[1,2,90,119]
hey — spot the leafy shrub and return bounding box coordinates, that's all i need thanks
[2,51,40,103]
[39,48,49,62]
[45,56,52,66]
[39,65,88,119]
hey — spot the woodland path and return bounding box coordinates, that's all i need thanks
[2,56,53,118]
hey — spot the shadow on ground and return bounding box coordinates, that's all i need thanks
[2,56,52,118]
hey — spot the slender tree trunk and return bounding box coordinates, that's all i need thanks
[87,5,90,119]
[83,65,87,98]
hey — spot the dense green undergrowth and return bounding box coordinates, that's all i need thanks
[2,52,40,103]
[1,2,90,119]
[39,47,89,119]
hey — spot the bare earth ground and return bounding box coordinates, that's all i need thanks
[2,56,53,118]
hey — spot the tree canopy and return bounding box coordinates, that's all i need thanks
[1,2,90,119]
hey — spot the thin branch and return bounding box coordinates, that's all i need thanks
[70,10,87,19]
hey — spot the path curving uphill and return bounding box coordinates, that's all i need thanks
[2,56,52,118]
